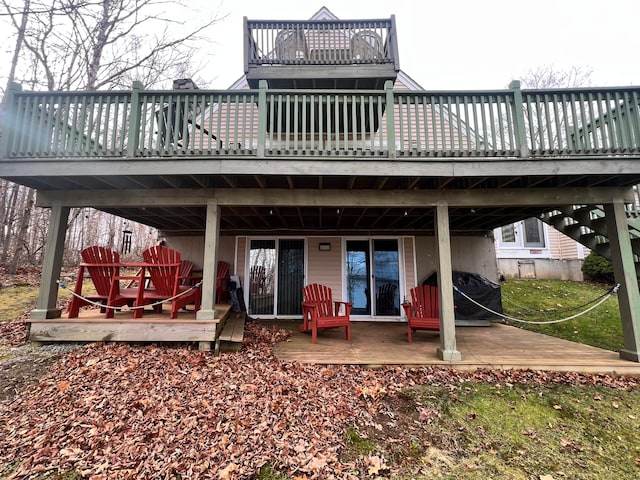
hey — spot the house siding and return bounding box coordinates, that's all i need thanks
[415,236,498,284]
[306,237,344,301]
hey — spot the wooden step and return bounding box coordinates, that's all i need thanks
[219,311,246,352]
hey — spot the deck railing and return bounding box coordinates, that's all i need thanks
[2,81,640,160]
[244,17,399,70]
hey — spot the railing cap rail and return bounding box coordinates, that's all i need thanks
[246,18,393,27]
[521,85,640,95]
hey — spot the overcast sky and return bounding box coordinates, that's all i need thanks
[195,0,640,90]
[1,0,638,91]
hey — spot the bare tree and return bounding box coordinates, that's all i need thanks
[519,65,593,90]
[516,65,594,152]
[0,0,223,271]
[2,0,222,91]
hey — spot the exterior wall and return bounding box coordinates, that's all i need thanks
[403,236,416,292]
[497,258,584,281]
[306,237,344,302]
[164,235,236,273]
[414,235,499,284]
[171,233,497,315]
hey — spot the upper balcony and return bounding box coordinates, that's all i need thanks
[244,17,400,90]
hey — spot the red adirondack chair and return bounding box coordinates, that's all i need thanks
[138,246,202,319]
[402,285,441,342]
[301,283,352,344]
[68,246,137,318]
[216,260,231,303]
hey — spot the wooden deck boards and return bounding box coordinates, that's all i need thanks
[266,320,640,375]
[219,312,246,352]
[29,305,232,348]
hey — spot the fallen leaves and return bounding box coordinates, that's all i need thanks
[1,322,639,479]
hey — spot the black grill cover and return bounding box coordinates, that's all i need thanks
[423,271,503,320]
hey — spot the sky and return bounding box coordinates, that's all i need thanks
[190,0,640,91]
[1,0,639,91]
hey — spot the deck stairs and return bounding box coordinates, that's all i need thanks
[540,200,640,270]
[219,311,246,352]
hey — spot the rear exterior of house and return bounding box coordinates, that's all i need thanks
[1,7,640,362]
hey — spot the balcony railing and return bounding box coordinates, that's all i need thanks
[2,82,639,160]
[244,17,399,70]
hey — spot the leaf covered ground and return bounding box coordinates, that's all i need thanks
[1,319,639,480]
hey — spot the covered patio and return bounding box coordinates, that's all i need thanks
[264,320,640,375]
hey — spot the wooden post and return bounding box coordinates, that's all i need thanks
[0,82,22,157]
[126,81,144,158]
[257,80,268,157]
[435,200,461,361]
[385,80,396,158]
[31,203,70,320]
[196,198,221,351]
[509,80,530,158]
[604,199,640,362]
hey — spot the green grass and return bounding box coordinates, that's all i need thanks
[500,279,623,352]
[405,383,640,479]
[0,285,40,322]
[0,279,88,324]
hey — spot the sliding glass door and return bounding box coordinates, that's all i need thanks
[248,238,304,317]
[346,238,400,317]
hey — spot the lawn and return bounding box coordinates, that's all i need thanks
[500,279,623,352]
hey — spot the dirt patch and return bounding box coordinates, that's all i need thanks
[0,345,70,402]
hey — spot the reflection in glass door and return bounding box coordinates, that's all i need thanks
[277,239,304,315]
[248,239,304,316]
[249,240,276,315]
[373,239,400,316]
[346,240,371,315]
[346,239,400,317]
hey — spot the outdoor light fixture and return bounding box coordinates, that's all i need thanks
[403,210,408,217]
[269,209,274,215]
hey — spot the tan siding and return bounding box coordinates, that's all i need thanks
[236,237,247,283]
[547,227,583,259]
[164,236,235,272]
[415,236,499,283]
[306,237,344,301]
[403,236,417,293]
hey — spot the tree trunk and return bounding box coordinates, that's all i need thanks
[8,187,35,274]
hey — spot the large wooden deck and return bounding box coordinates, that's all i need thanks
[266,320,640,375]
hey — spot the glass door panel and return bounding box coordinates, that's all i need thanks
[277,239,304,315]
[346,240,371,315]
[373,239,400,316]
[248,240,276,315]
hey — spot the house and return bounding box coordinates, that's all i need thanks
[494,218,588,281]
[1,7,639,363]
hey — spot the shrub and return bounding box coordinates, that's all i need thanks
[581,252,615,283]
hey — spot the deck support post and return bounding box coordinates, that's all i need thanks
[604,199,640,362]
[435,200,462,361]
[197,198,222,351]
[31,204,70,320]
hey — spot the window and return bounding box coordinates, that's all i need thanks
[497,218,546,248]
[522,218,545,247]
[500,224,516,243]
